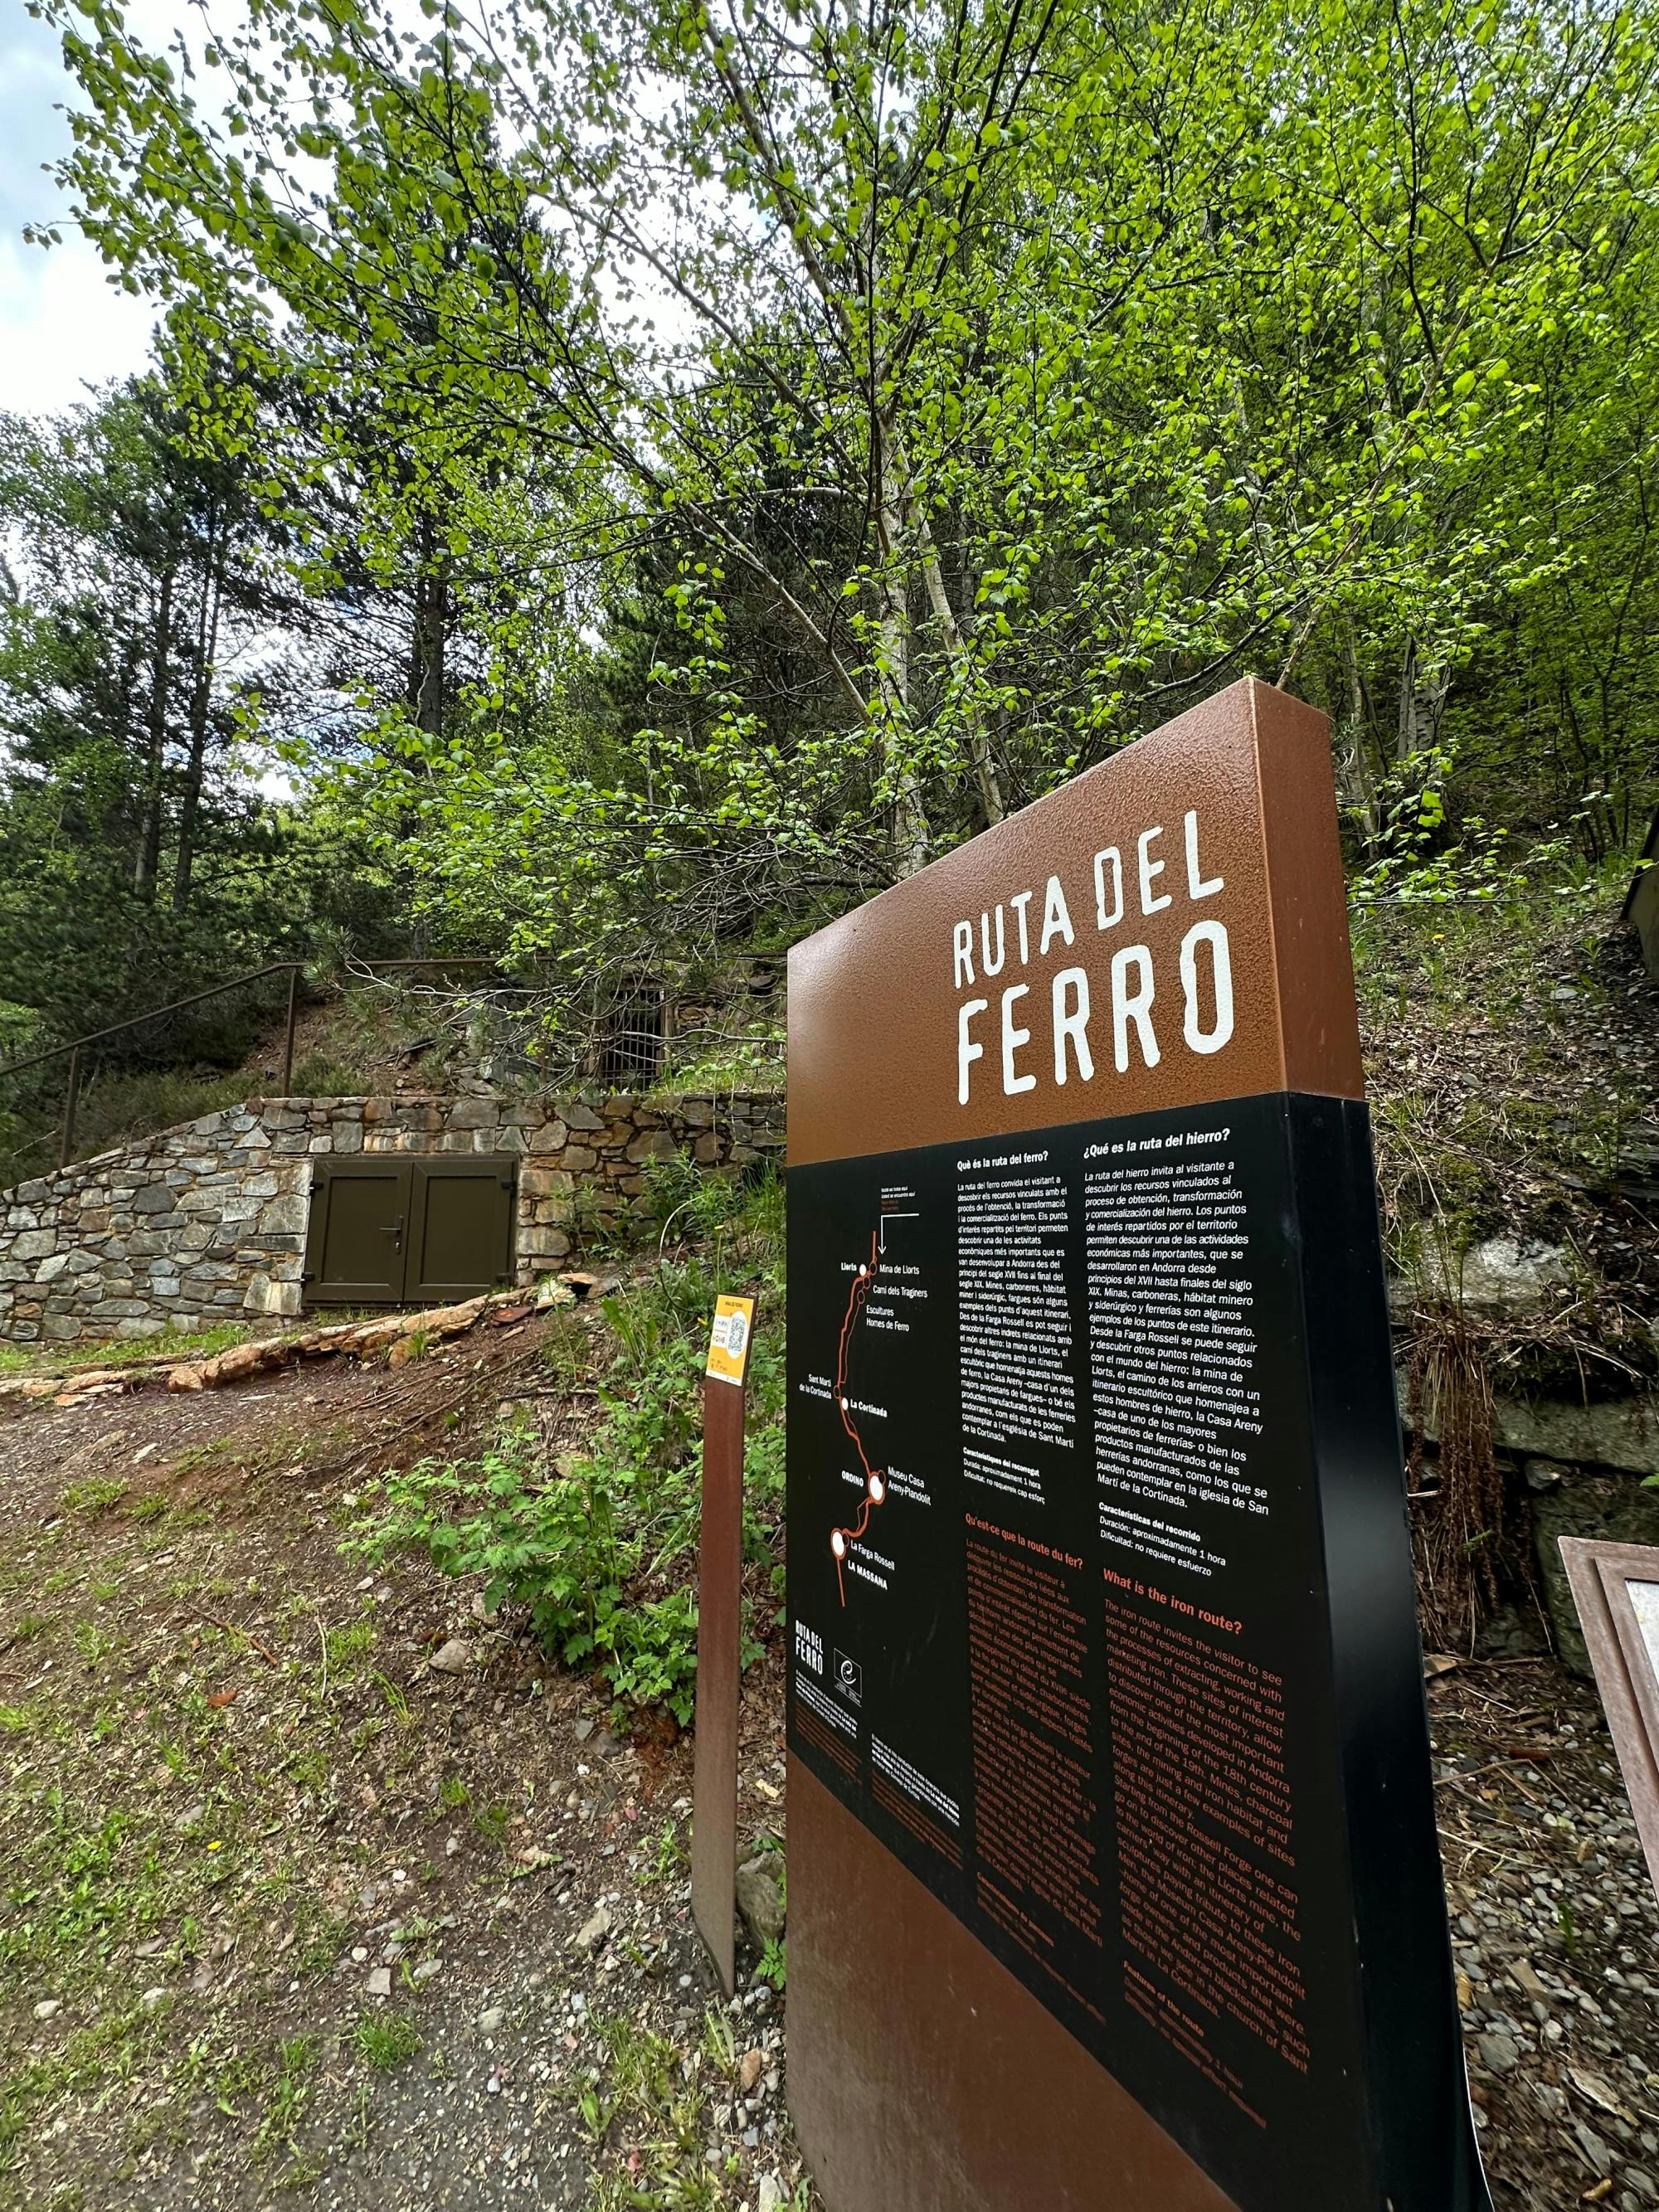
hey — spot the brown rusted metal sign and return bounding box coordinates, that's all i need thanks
[692,1297,757,1995]
[1559,1538,1659,1902]
[785,678,1488,2212]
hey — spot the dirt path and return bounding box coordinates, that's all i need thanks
[0,1325,804,2212]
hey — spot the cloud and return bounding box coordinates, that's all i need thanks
[0,5,160,416]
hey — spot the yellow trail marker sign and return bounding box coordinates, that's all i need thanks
[706,1294,757,1386]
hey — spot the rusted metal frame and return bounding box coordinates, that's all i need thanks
[280,965,300,1096]
[60,1046,81,1171]
[782,678,1487,2212]
[1559,1539,1659,1903]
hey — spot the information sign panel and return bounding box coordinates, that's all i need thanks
[784,678,1489,2212]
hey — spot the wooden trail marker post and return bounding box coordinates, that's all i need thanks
[784,678,1491,2212]
[692,1291,757,1996]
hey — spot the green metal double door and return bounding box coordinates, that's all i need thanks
[304,1155,517,1308]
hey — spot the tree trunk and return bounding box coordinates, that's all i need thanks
[408,513,449,738]
[878,451,929,878]
[917,516,1005,829]
[134,563,175,900]
[173,508,223,914]
[1397,638,1450,763]
[1338,624,1382,848]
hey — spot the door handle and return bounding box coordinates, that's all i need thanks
[381,1215,405,1250]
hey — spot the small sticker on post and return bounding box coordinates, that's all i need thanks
[706,1294,757,1385]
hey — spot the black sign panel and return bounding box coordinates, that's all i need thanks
[786,1090,1481,2212]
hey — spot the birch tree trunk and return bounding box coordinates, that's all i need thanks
[1397,638,1450,763]
[1338,623,1382,848]
[879,450,930,878]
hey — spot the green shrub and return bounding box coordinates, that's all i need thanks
[349,1421,703,1722]
[349,1192,786,1724]
[286,1053,372,1098]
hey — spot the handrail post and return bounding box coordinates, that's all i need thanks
[61,1046,81,1169]
[281,965,299,1096]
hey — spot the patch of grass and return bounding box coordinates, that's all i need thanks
[253,2034,319,2161]
[71,1620,116,1669]
[171,1439,241,1480]
[0,1320,266,1380]
[437,1773,469,1811]
[584,2012,706,2170]
[288,1744,330,1795]
[374,1670,412,1724]
[289,1052,374,1096]
[323,1616,376,1672]
[646,1023,784,1098]
[80,1320,257,1371]
[0,1796,164,1986]
[0,1066,257,1195]
[473,1800,512,1850]
[61,1476,129,1519]
[700,2003,737,2078]
[293,1904,351,1979]
[636,1815,688,1887]
[353,2010,420,2072]
[173,1418,355,1488]
[0,2002,163,2158]
[539,1307,590,1388]
[201,2044,263,2118]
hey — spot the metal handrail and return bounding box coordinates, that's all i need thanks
[0,964,305,1083]
[0,956,507,1170]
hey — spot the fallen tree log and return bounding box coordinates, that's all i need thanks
[0,1288,546,1407]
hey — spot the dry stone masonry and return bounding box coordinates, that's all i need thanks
[7,1079,1650,1683]
[0,1089,784,1344]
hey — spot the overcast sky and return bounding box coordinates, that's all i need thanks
[0,0,163,417]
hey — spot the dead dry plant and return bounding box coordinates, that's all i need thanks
[1408,1310,1510,1654]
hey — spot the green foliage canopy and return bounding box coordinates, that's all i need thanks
[25,0,1659,982]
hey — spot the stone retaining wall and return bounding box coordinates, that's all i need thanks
[1402,1369,1658,1674]
[0,1090,785,1345]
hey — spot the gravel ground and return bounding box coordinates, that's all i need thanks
[1430,1658,1659,2210]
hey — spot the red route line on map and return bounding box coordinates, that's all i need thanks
[832,1228,887,1605]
